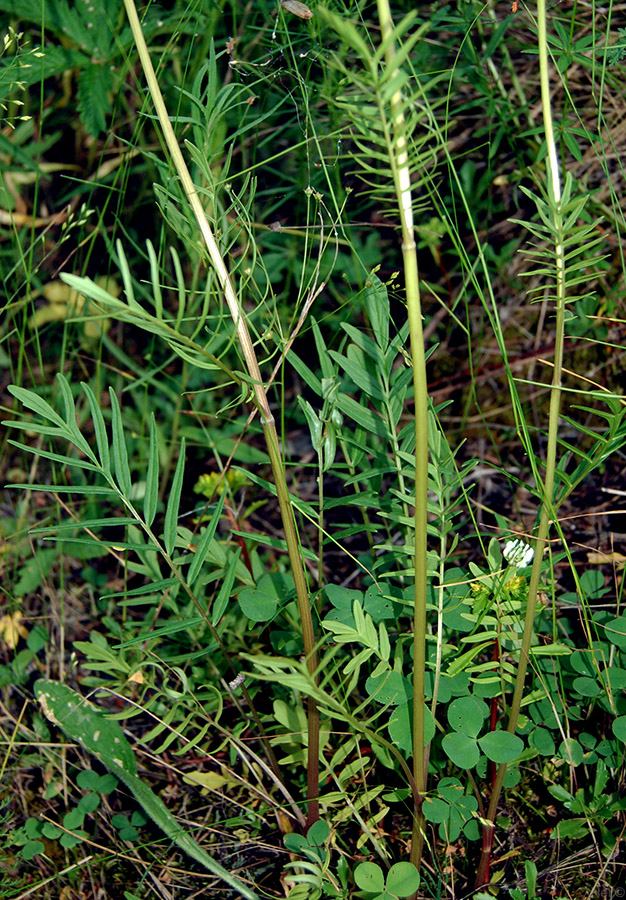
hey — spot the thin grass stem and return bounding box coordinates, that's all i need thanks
[122,0,319,828]
[475,0,566,883]
[374,0,429,867]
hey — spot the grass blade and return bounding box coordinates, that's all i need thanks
[146,239,163,319]
[82,382,111,475]
[187,491,226,587]
[144,413,159,528]
[8,440,101,472]
[55,374,95,462]
[32,518,136,533]
[3,422,67,440]
[116,238,141,311]
[109,389,132,496]
[163,438,185,556]
[171,246,186,330]
[211,548,241,625]
[6,484,117,495]
[7,385,65,428]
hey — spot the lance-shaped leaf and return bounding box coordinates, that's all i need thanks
[109,389,132,497]
[187,491,226,587]
[164,439,185,556]
[55,374,95,463]
[144,414,159,528]
[82,382,111,475]
[7,384,66,428]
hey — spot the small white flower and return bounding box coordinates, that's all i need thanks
[503,538,534,568]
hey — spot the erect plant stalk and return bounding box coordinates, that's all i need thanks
[475,0,565,885]
[123,0,319,828]
[375,0,429,867]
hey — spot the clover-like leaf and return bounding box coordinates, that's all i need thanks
[478,731,524,763]
[354,861,385,893]
[442,731,480,769]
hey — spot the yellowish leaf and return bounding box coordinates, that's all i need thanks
[28,276,119,342]
[0,610,29,650]
[587,551,625,568]
[183,770,235,793]
[281,0,313,18]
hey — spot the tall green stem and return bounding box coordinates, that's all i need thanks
[475,0,565,884]
[375,0,429,866]
[122,0,319,828]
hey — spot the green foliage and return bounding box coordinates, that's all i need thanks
[34,680,259,898]
[422,778,480,842]
[282,820,352,900]
[548,760,626,853]
[511,173,608,306]
[0,0,172,135]
[353,861,420,899]
[10,767,146,861]
[3,0,626,896]
[605,27,626,65]
[318,6,444,219]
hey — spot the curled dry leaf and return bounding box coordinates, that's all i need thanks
[587,551,626,568]
[281,0,313,19]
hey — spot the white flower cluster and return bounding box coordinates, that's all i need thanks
[503,538,534,568]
